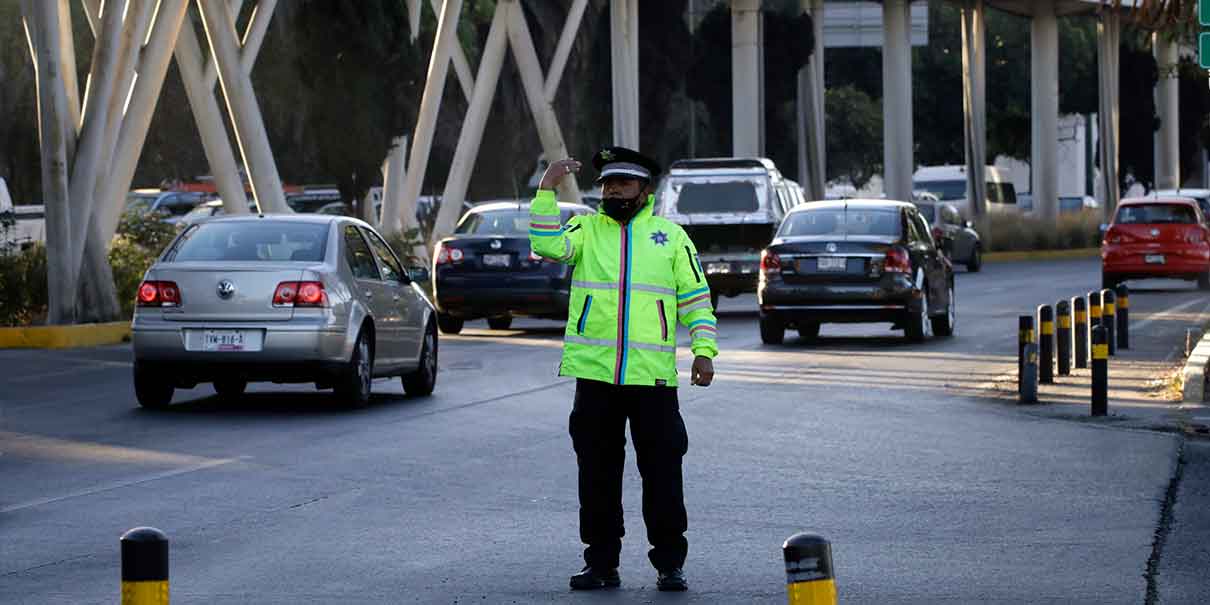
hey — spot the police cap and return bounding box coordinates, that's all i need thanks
[592,147,661,185]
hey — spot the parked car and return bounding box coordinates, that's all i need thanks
[131,214,439,408]
[1151,189,1210,224]
[179,199,258,226]
[655,157,805,309]
[913,165,1018,219]
[431,200,594,334]
[1101,196,1210,289]
[757,199,955,344]
[125,189,212,224]
[286,187,343,213]
[914,200,982,271]
[1,178,46,252]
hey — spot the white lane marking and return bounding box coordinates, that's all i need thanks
[1131,297,1210,333]
[0,457,243,514]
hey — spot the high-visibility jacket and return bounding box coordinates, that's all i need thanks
[529,189,718,387]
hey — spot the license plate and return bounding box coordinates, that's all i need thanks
[706,262,732,274]
[203,330,256,352]
[1145,254,1166,264]
[483,254,510,267]
[817,257,847,271]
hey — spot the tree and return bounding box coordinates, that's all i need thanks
[825,85,883,189]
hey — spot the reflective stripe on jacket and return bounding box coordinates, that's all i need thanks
[529,189,718,386]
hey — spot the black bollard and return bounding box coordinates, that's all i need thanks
[1073,296,1088,369]
[1091,326,1108,416]
[1018,315,1035,392]
[1102,289,1117,356]
[1088,290,1103,336]
[1115,283,1130,350]
[1038,305,1055,384]
[1056,300,1072,376]
[1020,343,1038,404]
[783,533,836,605]
[121,527,169,605]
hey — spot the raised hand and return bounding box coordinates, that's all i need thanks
[539,158,582,191]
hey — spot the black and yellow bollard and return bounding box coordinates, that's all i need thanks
[783,533,836,605]
[1073,296,1088,369]
[121,527,168,605]
[1088,290,1103,334]
[1056,300,1072,376]
[1020,343,1038,404]
[1091,326,1108,417]
[1115,283,1129,350]
[1018,315,1034,392]
[1102,289,1117,356]
[1037,305,1055,384]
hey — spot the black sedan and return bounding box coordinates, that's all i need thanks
[431,200,594,334]
[757,200,955,344]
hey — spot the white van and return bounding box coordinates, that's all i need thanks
[0,177,47,253]
[912,165,1017,218]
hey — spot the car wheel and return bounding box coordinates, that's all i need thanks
[905,290,932,343]
[759,316,784,345]
[213,378,247,400]
[402,322,439,397]
[931,281,956,337]
[437,313,464,335]
[797,321,820,342]
[966,246,982,273]
[133,362,173,409]
[487,316,513,331]
[336,330,373,408]
[1199,271,1210,291]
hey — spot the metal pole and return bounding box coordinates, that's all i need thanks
[507,0,582,205]
[783,533,837,604]
[1102,289,1116,356]
[1153,33,1180,190]
[197,0,290,214]
[611,0,640,148]
[435,2,510,241]
[544,0,589,103]
[1021,343,1038,404]
[1018,314,1034,392]
[173,10,251,216]
[731,0,763,156]
[882,0,913,200]
[1031,3,1059,224]
[427,0,476,100]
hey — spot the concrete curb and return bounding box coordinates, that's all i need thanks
[1182,331,1210,403]
[984,248,1101,263]
[0,321,131,349]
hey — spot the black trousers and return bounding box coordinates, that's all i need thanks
[569,378,689,572]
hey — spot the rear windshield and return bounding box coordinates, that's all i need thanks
[915,204,936,223]
[669,179,763,213]
[456,208,574,235]
[167,221,330,262]
[914,180,965,201]
[1115,204,1197,225]
[779,208,902,238]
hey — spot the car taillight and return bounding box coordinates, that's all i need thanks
[435,244,463,265]
[760,250,781,274]
[274,281,327,307]
[136,280,181,307]
[884,247,911,273]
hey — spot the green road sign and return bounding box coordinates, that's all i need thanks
[1203,33,1210,69]
[1203,0,1210,26]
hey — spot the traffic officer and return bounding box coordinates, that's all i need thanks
[529,147,718,592]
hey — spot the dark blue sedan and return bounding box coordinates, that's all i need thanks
[432,200,594,333]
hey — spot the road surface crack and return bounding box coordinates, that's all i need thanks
[1145,437,1186,605]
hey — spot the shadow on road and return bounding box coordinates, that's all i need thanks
[148,388,431,417]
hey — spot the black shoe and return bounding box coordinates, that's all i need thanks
[570,566,620,590]
[656,568,688,592]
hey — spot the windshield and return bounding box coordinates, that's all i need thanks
[1115,204,1197,225]
[167,221,329,262]
[913,179,966,201]
[779,208,902,238]
[124,194,156,214]
[455,208,574,235]
[666,177,766,214]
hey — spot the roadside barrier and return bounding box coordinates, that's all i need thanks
[1018,315,1034,392]
[783,533,836,605]
[121,527,168,604]
[1056,300,1072,376]
[1073,296,1088,369]
[1115,283,1129,350]
[1020,343,1038,404]
[1088,290,1103,334]
[1091,326,1108,417]
[1102,289,1117,356]
[1037,305,1055,384]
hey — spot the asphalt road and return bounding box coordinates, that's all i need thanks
[2,258,1207,603]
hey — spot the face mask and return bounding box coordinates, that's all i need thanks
[601,194,643,223]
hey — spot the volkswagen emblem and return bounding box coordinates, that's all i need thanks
[826,242,838,253]
[490,239,502,250]
[217,279,236,299]
[1150,228,1160,237]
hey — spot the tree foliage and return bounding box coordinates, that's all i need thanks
[824,85,882,189]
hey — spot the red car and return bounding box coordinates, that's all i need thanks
[1101,197,1210,289]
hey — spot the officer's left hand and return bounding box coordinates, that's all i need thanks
[691,356,714,387]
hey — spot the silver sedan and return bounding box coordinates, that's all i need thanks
[131,214,438,408]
